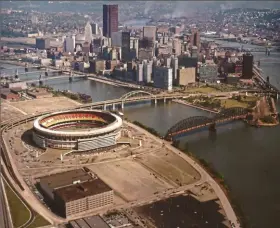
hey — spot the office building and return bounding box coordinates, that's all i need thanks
[171,56,178,83]
[121,31,130,61]
[36,38,50,50]
[139,37,154,49]
[154,66,173,91]
[130,37,139,58]
[84,22,93,43]
[172,38,181,56]
[177,67,196,86]
[178,55,198,68]
[91,23,99,35]
[138,48,153,61]
[143,60,153,83]
[39,169,113,218]
[136,63,144,82]
[89,60,105,74]
[64,35,76,53]
[143,26,157,41]
[242,54,253,79]
[111,32,122,47]
[103,4,118,38]
[190,28,201,52]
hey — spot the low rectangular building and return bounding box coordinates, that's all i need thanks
[39,169,114,218]
[69,215,110,228]
[27,88,53,99]
[1,89,20,100]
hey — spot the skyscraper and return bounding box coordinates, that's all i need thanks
[84,22,93,43]
[103,4,118,38]
[190,28,201,52]
[91,23,99,35]
[143,26,157,41]
[242,54,253,79]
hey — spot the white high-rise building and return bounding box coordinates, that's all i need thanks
[91,23,99,35]
[64,35,76,53]
[154,66,173,91]
[136,63,144,83]
[143,60,153,83]
[171,56,178,83]
[84,22,93,43]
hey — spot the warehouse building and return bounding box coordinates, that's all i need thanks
[39,169,113,217]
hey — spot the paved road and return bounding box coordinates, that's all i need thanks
[0,175,13,228]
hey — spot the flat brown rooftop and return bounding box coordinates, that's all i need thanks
[40,169,92,189]
[54,178,112,202]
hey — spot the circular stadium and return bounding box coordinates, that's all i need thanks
[32,110,123,151]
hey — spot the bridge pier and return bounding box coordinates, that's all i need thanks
[112,103,116,110]
[69,71,73,82]
[121,101,124,110]
[154,98,157,105]
[15,69,18,78]
[164,98,166,103]
[103,104,107,110]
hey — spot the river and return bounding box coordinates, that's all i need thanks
[1,40,280,227]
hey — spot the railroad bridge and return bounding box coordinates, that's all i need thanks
[165,107,249,141]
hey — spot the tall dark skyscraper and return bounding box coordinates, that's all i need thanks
[242,54,254,79]
[190,28,201,52]
[103,4,118,38]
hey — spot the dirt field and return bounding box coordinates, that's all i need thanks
[135,149,201,186]
[88,159,173,202]
[10,96,80,115]
[1,101,26,122]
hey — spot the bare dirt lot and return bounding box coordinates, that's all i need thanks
[88,159,173,202]
[1,101,26,122]
[10,96,80,115]
[135,148,201,186]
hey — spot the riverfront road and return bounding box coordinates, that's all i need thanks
[0,175,13,228]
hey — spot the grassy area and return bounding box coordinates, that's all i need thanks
[26,214,50,228]
[220,96,258,109]
[220,99,249,108]
[186,86,220,93]
[4,181,31,228]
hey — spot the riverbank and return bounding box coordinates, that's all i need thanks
[124,120,240,228]
[173,99,220,114]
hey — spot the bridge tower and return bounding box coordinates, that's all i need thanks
[39,74,43,86]
[45,68,49,77]
[15,69,19,79]
[69,71,73,82]
[209,122,216,132]
[25,63,28,72]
